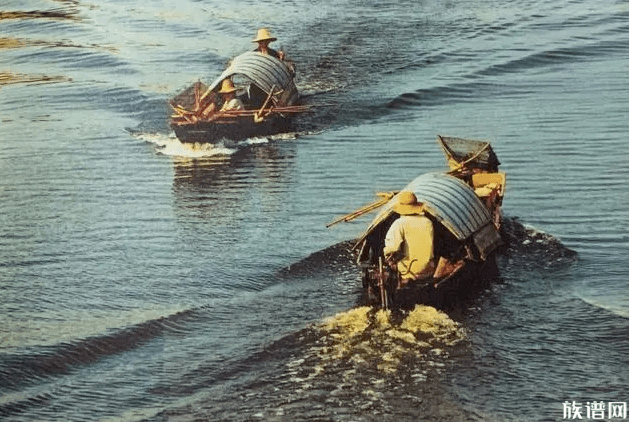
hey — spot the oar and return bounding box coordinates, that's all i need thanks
[224,105,313,115]
[169,103,198,123]
[254,85,276,123]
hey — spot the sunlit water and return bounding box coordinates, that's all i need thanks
[1,0,628,421]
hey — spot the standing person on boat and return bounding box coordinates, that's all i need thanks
[383,191,436,286]
[252,28,285,60]
[218,79,244,111]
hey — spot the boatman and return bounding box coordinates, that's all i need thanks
[252,28,285,60]
[218,79,244,111]
[383,191,436,287]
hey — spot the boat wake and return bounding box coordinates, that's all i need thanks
[99,220,577,422]
[499,217,578,271]
[578,295,629,319]
[277,240,357,280]
[132,131,237,158]
[130,130,302,159]
[0,306,197,392]
[154,305,473,422]
[301,305,465,375]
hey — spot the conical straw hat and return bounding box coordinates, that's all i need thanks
[218,79,237,94]
[393,191,424,215]
[252,28,277,43]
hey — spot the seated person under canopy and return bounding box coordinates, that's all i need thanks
[383,191,436,284]
[218,79,244,111]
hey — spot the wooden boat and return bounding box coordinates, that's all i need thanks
[169,51,310,144]
[328,135,506,309]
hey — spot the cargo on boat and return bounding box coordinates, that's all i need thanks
[328,135,506,309]
[169,51,310,144]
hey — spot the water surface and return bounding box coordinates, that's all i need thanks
[1,0,628,420]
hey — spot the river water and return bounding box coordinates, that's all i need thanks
[1,0,628,421]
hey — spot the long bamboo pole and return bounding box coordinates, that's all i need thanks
[216,105,314,117]
[326,192,396,228]
[254,85,276,123]
[170,101,317,126]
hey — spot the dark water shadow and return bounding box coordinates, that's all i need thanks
[0,308,198,392]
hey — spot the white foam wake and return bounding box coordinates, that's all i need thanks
[133,131,237,158]
[132,130,299,158]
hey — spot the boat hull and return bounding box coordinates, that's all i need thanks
[361,254,499,310]
[171,115,292,144]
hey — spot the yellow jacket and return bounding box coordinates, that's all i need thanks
[383,214,435,281]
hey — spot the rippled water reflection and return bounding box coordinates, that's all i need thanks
[2,0,628,420]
